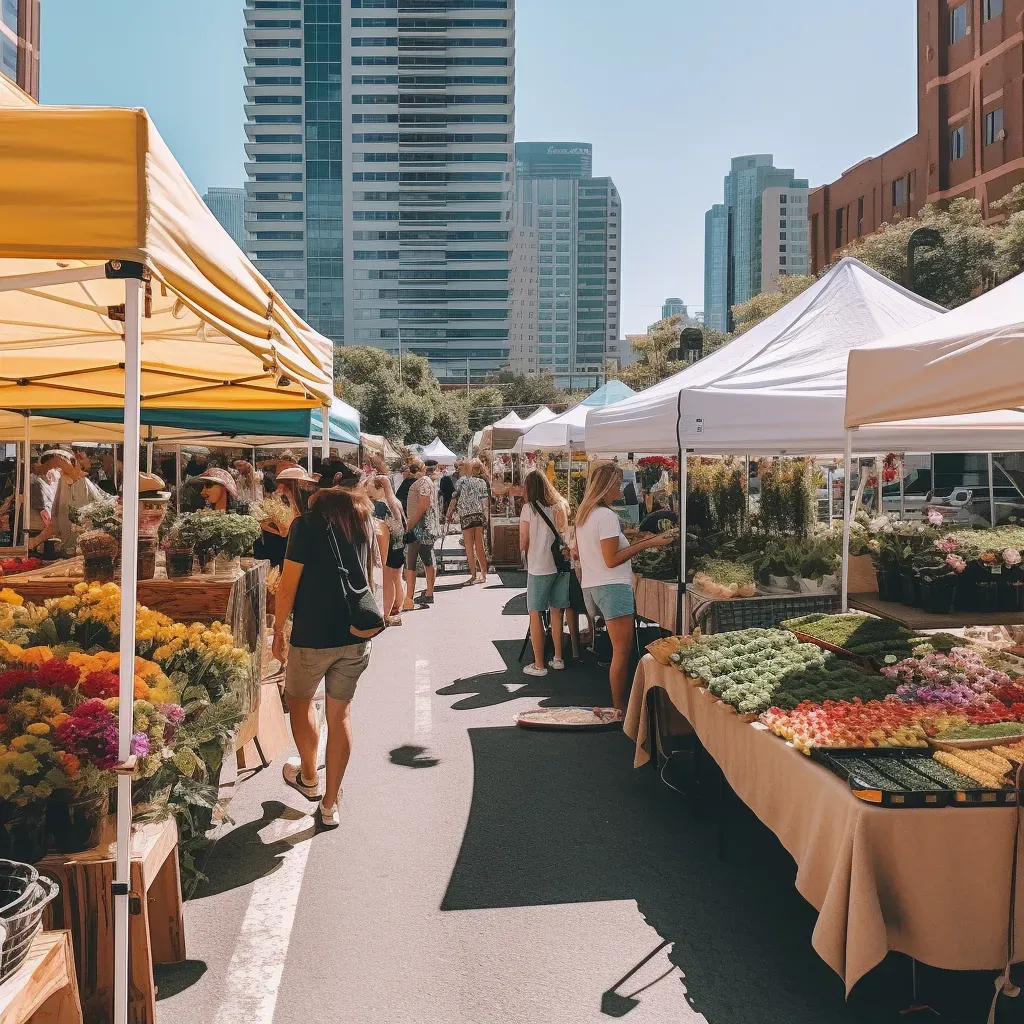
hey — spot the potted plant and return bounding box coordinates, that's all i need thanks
[999,547,1024,612]
[162,511,202,578]
[796,538,840,594]
[914,552,962,615]
[193,511,261,576]
[46,758,112,854]
[78,529,120,583]
[0,734,65,861]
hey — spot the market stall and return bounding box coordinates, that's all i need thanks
[0,104,333,1024]
[421,437,459,466]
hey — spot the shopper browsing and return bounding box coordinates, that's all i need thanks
[30,449,105,556]
[402,459,440,609]
[446,458,490,585]
[273,464,383,828]
[519,470,571,676]
[367,474,407,625]
[575,462,674,711]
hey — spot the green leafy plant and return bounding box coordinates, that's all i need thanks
[191,511,261,559]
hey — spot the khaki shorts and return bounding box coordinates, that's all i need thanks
[285,642,371,702]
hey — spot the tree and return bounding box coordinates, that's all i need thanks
[611,315,731,390]
[731,275,816,334]
[835,197,998,307]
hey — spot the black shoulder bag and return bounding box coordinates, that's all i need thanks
[532,501,572,575]
[324,518,385,640]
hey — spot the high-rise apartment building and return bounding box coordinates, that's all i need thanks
[809,0,1024,273]
[703,155,808,332]
[203,188,249,252]
[661,297,685,320]
[513,142,621,389]
[1,0,39,100]
[243,0,516,382]
[506,201,539,376]
[760,186,809,291]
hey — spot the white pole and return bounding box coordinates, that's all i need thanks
[827,468,834,527]
[841,429,853,614]
[21,415,30,548]
[321,405,330,465]
[175,444,182,515]
[306,436,314,472]
[899,454,905,519]
[678,450,688,634]
[146,439,153,474]
[114,277,143,1024]
[988,452,996,525]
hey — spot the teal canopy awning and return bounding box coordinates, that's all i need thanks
[29,397,360,446]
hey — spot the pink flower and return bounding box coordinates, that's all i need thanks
[1002,548,1022,568]
[926,508,945,526]
[934,534,961,554]
[945,554,966,573]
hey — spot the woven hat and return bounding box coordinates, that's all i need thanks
[195,467,238,499]
[40,449,75,465]
[276,466,315,483]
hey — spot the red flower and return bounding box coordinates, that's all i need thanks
[33,659,81,691]
[79,670,120,700]
[0,668,35,699]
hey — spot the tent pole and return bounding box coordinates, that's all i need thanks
[114,277,144,1024]
[744,454,750,522]
[11,426,22,546]
[899,455,905,519]
[21,414,30,548]
[841,429,853,614]
[175,445,182,515]
[988,453,996,525]
[827,467,834,528]
[321,405,330,466]
[146,437,153,474]
[306,436,314,472]
[675,390,687,635]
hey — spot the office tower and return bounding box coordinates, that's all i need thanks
[513,141,621,389]
[760,186,809,291]
[661,297,685,320]
[203,188,249,252]
[1,0,39,99]
[506,199,539,376]
[703,155,808,332]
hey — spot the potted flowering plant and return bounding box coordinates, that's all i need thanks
[162,512,202,579]
[914,552,962,615]
[999,547,1024,611]
[0,734,65,861]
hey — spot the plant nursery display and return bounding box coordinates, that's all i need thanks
[780,612,960,662]
[0,582,251,875]
[0,557,41,576]
[691,560,757,599]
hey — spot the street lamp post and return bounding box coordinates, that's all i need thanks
[906,226,943,293]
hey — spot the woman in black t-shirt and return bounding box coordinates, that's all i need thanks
[272,467,383,828]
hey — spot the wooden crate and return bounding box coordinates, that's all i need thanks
[38,817,185,1024]
[0,931,83,1024]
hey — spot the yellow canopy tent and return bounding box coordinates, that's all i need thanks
[0,104,333,1024]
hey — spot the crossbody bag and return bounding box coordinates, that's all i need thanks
[324,518,385,639]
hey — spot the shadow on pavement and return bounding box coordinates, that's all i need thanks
[192,800,316,900]
[390,744,440,769]
[154,959,208,1000]
[501,592,528,616]
[441,726,1000,1023]
[437,638,612,710]
[487,569,527,589]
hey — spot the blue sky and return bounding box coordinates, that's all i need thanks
[41,0,918,335]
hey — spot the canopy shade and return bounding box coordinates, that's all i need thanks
[484,406,557,451]
[585,259,945,455]
[518,381,636,451]
[361,432,402,462]
[422,437,459,463]
[0,106,333,410]
[846,267,1024,442]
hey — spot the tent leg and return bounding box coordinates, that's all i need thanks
[677,449,688,636]
[175,445,182,515]
[114,278,143,1024]
[21,414,30,548]
[307,437,314,472]
[321,405,330,466]
[988,453,997,525]
[841,429,853,614]
[899,454,905,519]
[146,439,153,474]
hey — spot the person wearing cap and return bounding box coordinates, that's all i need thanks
[30,449,105,555]
[195,467,238,512]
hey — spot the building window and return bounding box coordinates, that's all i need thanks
[779,232,787,241]
[950,4,968,43]
[779,194,787,205]
[779,245,787,253]
[892,176,907,207]
[834,209,843,249]
[950,125,967,161]
[985,107,1004,145]
[984,0,1003,20]
[856,196,864,236]
[779,257,787,266]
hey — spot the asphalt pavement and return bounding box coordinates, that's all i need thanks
[154,562,1014,1024]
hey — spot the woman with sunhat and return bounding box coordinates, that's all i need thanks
[194,467,239,512]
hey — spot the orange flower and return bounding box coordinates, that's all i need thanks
[981,551,997,564]
[133,678,150,700]
[17,646,54,666]
[59,752,80,777]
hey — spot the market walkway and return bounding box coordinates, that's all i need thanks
[154,568,1001,1024]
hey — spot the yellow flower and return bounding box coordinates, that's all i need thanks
[26,722,50,736]
[18,646,53,665]
[0,588,23,606]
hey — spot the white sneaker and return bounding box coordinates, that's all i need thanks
[523,663,548,677]
[549,658,565,671]
[318,799,340,828]
[282,758,321,801]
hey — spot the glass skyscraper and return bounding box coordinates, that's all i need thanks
[703,155,808,333]
[513,142,621,388]
[203,188,249,252]
[244,0,515,382]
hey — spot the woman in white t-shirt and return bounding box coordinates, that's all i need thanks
[575,461,674,710]
[519,470,571,676]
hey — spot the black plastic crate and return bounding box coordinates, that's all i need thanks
[689,586,840,634]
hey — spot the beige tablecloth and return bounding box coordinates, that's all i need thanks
[625,655,1023,993]
[632,575,680,633]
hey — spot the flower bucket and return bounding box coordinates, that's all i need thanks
[214,554,241,577]
[899,571,919,607]
[999,581,1024,613]
[970,579,1000,613]
[137,537,158,581]
[47,794,107,854]
[166,549,195,578]
[919,579,957,616]
[0,809,47,863]
[882,565,903,602]
[875,569,891,602]
[768,574,792,591]
[797,577,833,595]
[83,554,117,584]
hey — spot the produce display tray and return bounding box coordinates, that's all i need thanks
[811,747,1018,808]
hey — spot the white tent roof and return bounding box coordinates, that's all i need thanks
[845,268,1024,448]
[585,259,946,455]
[518,406,557,426]
[490,410,523,428]
[518,382,636,451]
[422,436,458,463]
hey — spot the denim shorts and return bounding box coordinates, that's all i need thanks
[526,571,570,612]
[585,583,635,622]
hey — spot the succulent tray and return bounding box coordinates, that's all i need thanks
[811,748,1019,808]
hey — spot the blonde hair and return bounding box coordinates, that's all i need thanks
[469,458,487,479]
[576,461,623,528]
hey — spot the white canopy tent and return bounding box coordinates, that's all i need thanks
[0,105,334,1024]
[839,267,1024,612]
[481,407,557,452]
[421,436,459,465]
[585,259,946,456]
[517,382,635,452]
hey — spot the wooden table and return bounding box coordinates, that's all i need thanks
[0,931,83,1024]
[38,817,185,1024]
[851,590,1024,628]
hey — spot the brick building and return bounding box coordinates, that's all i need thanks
[810,0,1024,273]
